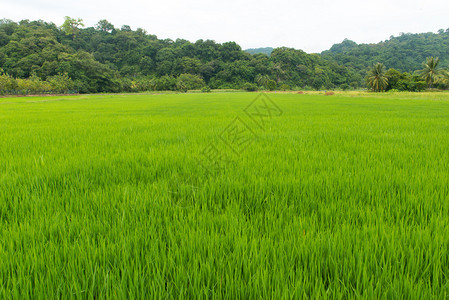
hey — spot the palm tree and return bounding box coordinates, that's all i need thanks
[255,74,270,89]
[419,57,443,88]
[366,63,388,92]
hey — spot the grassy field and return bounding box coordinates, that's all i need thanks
[1,92,449,298]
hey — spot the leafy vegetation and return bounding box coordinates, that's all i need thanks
[0,18,360,93]
[322,31,449,80]
[1,92,449,297]
[419,56,444,88]
[1,18,449,94]
[366,63,388,92]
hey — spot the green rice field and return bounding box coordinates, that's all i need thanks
[1,92,449,298]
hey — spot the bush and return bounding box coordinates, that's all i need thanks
[154,75,177,91]
[0,73,18,94]
[176,82,188,93]
[47,73,74,93]
[279,84,290,91]
[242,83,258,91]
[201,86,211,93]
[340,83,350,91]
[130,77,155,92]
[177,74,205,90]
[267,80,276,91]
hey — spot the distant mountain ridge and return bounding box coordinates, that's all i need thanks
[247,30,449,76]
[244,47,273,56]
[321,30,449,74]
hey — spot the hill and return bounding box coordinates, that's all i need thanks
[321,30,449,75]
[0,19,355,93]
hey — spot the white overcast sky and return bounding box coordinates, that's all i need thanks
[1,0,449,53]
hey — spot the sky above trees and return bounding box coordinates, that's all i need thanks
[2,0,449,53]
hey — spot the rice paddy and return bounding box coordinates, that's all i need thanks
[1,92,449,298]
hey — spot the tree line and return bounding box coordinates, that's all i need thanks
[366,57,449,92]
[0,17,360,94]
[1,17,448,94]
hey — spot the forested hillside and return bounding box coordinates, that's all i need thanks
[1,18,448,94]
[0,18,359,93]
[322,30,449,77]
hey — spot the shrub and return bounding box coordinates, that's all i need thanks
[340,83,350,91]
[154,75,177,91]
[176,82,188,93]
[47,73,74,93]
[267,80,276,91]
[0,73,18,94]
[130,77,155,92]
[177,74,205,90]
[242,83,258,92]
[279,84,290,91]
[201,86,211,93]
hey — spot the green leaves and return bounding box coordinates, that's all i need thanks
[366,63,388,92]
[419,56,444,88]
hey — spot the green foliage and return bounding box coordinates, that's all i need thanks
[385,68,427,92]
[340,83,350,90]
[0,73,18,93]
[1,18,448,93]
[279,83,290,91]
[201,86,211,92]
[242,82,258,91]
[266,80,276,91]
[95,19,115,33]
[130,77,155,92]
[0,72,75,94]
[46,73,74,93]
[419,57,444,88]
[177,73,205,90]
[322,32,449,79]
[61,16,84,40]
[255,74,270,89]
[366,63,388,92]
[0,18,359,92]
[154,75,177,91]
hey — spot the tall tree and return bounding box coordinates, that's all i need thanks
[366,63,388,92]
[61,16,84,40]
[419,56,443,88]
[255,74,270,88]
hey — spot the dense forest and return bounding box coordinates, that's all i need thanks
[322,31,449,81]
[0,17,448,94]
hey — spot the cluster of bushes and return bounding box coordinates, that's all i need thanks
[119,74,206,93]
[0,72,209,95]
[0,19,362,94]
[385,69,427,92]
[0,72,76,95]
